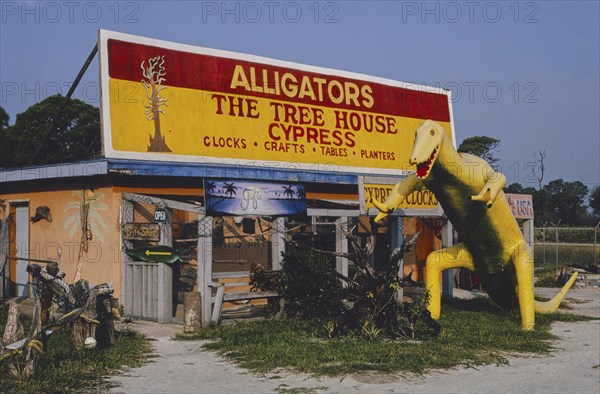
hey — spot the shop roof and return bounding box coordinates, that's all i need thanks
[0,158,384,186]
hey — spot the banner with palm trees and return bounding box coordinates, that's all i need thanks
[204,180,306,216]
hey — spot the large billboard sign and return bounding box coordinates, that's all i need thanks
[99,30,455,175]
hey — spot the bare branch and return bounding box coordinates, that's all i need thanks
[285,239,356,262]
[530,150,546,189]
[405,230,422,248]
[140,61,150,80]
[390,230,422,267]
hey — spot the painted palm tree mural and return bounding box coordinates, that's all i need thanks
[222,182,238,197]
[204,182,238,213]
[204,181,217,196]
[64,190,108,281]
[295,186,306,200]
[205,180,306,216]
[282,185,295,198]
[141,55,171,152]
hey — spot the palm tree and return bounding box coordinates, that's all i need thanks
[64,190,108,244]
[282,185,295,199]
[296,187,306,200]
[64,190,108,281]
[204,181,216,196]
[223,182,238,197]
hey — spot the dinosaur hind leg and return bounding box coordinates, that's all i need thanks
[511,242,579,330]
[425,243,475,320]
[512,241,536,330]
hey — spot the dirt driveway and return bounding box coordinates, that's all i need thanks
[109,288,599,394]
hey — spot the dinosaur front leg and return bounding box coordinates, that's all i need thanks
[511,241,535,330]
[471,166,506,208]
[373,174,423,222]
[425,243,475,320]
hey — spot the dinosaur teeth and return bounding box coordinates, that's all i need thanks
[417,160,431,178]
[416,147,439,179]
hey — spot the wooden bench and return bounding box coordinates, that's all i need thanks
[208,271,279,323]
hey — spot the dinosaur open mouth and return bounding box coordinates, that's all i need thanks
[416,146,439,179]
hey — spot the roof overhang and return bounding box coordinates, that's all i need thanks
[0,158,396,186]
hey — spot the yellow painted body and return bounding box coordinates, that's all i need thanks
[374,120,577,330]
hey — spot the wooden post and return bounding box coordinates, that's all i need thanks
[335,217,349,279]
[2,301,24,377]
[120,198,134,316]
[157,207,173,324]
[72,290,98,349]
[390,216,404,301]
[183,291,201,333]
[270,217,285,270]
[197,216,213,326]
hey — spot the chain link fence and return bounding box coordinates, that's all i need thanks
[534,225,600,268]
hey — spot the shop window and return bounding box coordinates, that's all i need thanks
[242,218,256,234]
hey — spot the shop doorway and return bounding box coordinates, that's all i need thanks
[121,193,204,323]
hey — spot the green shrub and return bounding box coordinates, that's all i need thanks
[269,244,439,340]
[278,246,343,318]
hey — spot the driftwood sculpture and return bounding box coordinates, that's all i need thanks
[1,254,116,378]
[252,226,438,339]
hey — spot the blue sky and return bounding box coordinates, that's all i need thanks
[1,1,598,190]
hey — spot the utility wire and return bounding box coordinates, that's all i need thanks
[30,44,98,165]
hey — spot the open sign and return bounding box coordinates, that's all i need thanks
[154,208,167,222]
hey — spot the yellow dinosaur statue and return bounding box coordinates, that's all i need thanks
[373,120,578,330]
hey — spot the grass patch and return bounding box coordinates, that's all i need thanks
[0,307,154,393]
[534,266,563,287]
[181,298,595,376]
[533,243,594,287]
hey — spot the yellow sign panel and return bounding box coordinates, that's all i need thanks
[363,183,439,210]
[100,30,454,175]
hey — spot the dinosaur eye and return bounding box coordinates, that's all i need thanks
[430,129,436,136]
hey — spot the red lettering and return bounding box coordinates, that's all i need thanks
[319,129,331,145]
[292,126,304,142]
[270,102,284,121]
[212,94,226,115]
[306,127,319,144]
[332,130,343,146]
[387,117,397,134]
[268,123,281,140]
[375,116,386,133]
[349,112,361,131]
[345,132,356,148]
[312,108,325,126]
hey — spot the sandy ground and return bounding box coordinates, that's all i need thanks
[108,287,600,394]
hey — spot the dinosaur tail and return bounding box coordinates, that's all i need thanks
[534,272,579,313]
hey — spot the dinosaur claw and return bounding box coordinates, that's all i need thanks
[371,198,389,213]
[374,212,388,223]
[372,198,395,223]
